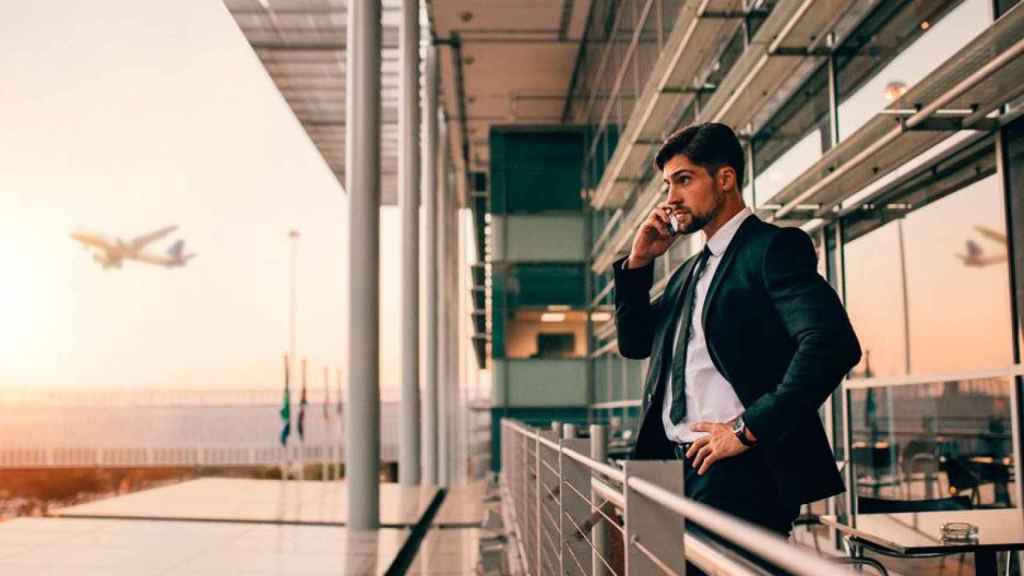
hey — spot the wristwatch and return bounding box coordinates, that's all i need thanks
[732,416,757,448]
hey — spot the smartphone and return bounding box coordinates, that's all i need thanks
[669,213,681,236]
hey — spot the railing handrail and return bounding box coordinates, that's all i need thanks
[843,364,1024,390]
[502,418,852,576]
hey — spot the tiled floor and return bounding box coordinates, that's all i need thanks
[55,478,438,527]
[406,528,483,575]
[433,482,487,527]
[406,482,504,575]
[0,517,409,575]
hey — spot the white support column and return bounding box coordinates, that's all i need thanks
[398,0,421,486]
[422,46,440,486]
[437,113,450,487]
[345,0,381,530]
[448,170,461,484]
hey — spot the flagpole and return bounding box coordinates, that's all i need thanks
[336,368,343,482]
[299,357,307,481]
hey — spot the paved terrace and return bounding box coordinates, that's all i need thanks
[0,479,490,575]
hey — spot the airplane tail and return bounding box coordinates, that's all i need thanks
[167,240,185,258]
[166,239,196,265]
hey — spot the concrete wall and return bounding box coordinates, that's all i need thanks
[492,214,585,262]
[492,358,588,407]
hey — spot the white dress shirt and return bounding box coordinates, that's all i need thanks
[662,207,753,443]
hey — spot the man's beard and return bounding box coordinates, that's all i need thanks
[680,181,724,234]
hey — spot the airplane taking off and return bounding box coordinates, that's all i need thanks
[71,226,195,269]
[956,225,1008,267]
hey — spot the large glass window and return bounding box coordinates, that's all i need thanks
[751,63,831,206]
[754,129,824,206]
[844,221,908,378]
[835,0,989,139]
[849,375,1016,507]
[841,139,1019,509]
[844,174,1014,378]
[1004,118,1024,358]
[901,176,1014,373]
[996,0,1022,18]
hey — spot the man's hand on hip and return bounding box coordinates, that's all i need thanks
[686,421,749,475]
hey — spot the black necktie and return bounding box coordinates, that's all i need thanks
[669,246,712,425]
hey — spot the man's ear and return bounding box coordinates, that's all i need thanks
[718,166,737,193]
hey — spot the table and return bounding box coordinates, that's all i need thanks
[820,509,1024,576]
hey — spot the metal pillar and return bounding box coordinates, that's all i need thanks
[345,0,381,530]
[398,0,421,487]
[437,113,451,487]
[448,167,461,484]
[423,46,440,486]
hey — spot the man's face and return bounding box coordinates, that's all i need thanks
[661,153,727,234]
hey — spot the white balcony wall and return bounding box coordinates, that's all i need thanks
[491,215,585,262]
[493,359,588,407]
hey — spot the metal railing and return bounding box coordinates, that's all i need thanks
[501,419,853,576]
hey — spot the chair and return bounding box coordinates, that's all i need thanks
[939,457,982,506]
[899,439,942,499]
[852,443,901,497]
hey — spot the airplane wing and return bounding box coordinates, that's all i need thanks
[975,226,1007,245]
[131,226,178,250]
[71,232,114,251]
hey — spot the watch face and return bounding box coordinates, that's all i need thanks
[732,418,743,433]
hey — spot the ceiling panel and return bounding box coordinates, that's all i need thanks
[225,0,416,205]
[429,0,592,201]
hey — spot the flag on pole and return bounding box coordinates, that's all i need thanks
[279,354,291,446]
[336,369,343,415]
[298,357,308,441]
[323,366,329,420]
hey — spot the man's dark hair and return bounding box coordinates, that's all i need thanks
[654,123,745,190]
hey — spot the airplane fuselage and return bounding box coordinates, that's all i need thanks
[71,226,193,270]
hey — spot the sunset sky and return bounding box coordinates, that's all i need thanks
[0,1,411,395]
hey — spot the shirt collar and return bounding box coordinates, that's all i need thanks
[703,207,753,257]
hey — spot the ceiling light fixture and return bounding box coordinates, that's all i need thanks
[884,81,908,102]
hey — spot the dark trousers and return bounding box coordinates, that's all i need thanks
[677,445,799,576]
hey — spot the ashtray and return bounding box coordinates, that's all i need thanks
[941,522,979,543]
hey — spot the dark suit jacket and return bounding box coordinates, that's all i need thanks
[614,216,861,508]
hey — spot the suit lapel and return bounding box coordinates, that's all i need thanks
[642,255,698,400]
[701,216,758,331]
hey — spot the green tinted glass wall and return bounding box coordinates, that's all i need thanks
[490,128,585,214]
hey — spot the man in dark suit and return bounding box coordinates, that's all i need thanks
[614,123,861,539]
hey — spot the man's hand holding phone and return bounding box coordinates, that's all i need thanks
[626,203,691,269]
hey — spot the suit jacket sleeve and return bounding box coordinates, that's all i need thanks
[613,255,660,359]
[742,228,861,443]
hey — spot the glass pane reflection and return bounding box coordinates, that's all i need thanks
[849,377,1016,508]
[835,0,987,139]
